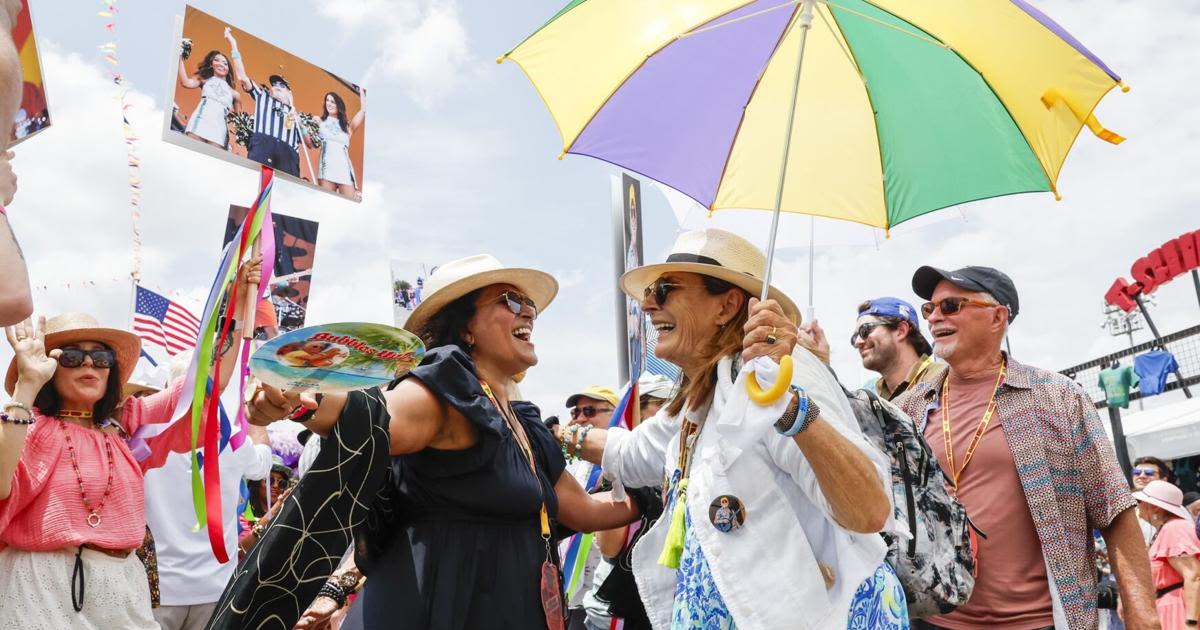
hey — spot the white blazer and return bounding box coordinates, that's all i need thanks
[601,349,892,630]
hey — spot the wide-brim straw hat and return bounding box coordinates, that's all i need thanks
[620,228,801,323]
[1133,480,1194,522]
[404,254,559,336]
[6,313,142,395]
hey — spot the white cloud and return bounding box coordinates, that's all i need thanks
[316,0,470,108]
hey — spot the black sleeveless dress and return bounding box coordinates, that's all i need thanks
[206,346,566,630]
[357,347,566,629]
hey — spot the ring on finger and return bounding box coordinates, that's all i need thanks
[765,326,778,345]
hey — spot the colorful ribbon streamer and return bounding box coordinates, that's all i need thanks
[134,167,276,562]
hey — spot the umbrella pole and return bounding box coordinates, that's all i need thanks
[761,0,816,308]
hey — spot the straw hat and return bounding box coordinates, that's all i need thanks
[620,228,800,323]
[404,254,558,336]
[5,313,142,395]
[1133,480,1193,522]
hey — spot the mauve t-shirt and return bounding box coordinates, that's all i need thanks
[924,370,1055,630]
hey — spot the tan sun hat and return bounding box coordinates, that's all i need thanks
[404,254,559,337]
[620,228,801,323]
[1133,480,1194,522]
[6,313,142,395]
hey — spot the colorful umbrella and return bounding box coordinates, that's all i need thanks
[501,0,1127,301]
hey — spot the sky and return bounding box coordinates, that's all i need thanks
[4,0,1200,421]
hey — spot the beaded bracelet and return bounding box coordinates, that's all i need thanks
[3,401,32,416]
[574,425,591,457]
[560,425,580,462]
[0,410,35,425]
[317,581,347,608]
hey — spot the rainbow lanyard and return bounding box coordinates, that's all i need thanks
[940,359,1007,489]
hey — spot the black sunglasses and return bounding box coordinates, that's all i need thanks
[920,297,998,319]
[643,278,691,307]
[497,291,538,319]
[58,348,116,369]
[570,405,613,419]
[849,321,892,347]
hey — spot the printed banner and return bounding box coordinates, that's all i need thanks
[390,259,429,328]
[621,173,645,383]
[164,5,366,201]
[9,0,51,145]
[223,205,319,338]
[250,322,425,393]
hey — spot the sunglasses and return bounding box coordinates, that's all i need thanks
[850,321,892,347]
[497,291,538,320]
[644,278,698,307]
[920,297,999,319]
[58,348,116,369]
[1131,468,1160,477]
[570,405,613,419]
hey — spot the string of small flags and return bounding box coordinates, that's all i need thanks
[97,0,143,282]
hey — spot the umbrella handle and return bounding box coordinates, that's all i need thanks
[745,355,793,405]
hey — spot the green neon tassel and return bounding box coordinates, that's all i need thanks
[657,479,688,568]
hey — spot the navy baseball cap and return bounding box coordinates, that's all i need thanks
[858,297,921,331]
[912,265,1019,322]
[268,74,290,89]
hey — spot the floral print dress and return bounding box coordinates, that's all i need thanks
[669,512,909,629]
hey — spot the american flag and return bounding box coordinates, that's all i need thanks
[133,285,201,356]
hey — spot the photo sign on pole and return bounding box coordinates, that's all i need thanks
[164,5,366,202]
[222,206,319,337]
[9,0,51,146]
[611,173,645,389]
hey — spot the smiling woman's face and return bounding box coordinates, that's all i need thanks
[467,284,539,378]
[52,340,111,409]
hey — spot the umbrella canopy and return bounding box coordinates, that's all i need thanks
[502,0,1127,232]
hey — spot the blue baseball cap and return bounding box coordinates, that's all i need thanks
[858,297,921,330]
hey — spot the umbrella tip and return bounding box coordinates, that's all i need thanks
[1119,81,1131,93]
[1054,191,1062,201]
[557,152,565,161]
[495,54,506,64]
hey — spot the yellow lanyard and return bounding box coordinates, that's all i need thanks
[482,382,550,537]
[941,360,1007,489]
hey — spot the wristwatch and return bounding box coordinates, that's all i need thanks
[334,571,360,595]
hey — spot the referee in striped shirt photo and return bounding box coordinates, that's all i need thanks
[224,27,301,177]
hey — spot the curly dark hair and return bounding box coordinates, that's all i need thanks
[418,289,483,352]
[196,50,235,90]
[34,346,125,422]
[321,91,349,133]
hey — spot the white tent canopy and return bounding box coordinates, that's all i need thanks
[1105,397,1200,462]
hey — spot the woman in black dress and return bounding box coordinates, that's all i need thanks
[229,255,640,630]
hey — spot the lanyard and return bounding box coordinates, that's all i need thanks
[940,360,1007,489]
[892,356,934,399]
[482,382,550,538]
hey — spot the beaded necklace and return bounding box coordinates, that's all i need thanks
[58,420,116,528]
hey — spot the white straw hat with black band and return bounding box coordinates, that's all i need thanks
[620,228,801,323]
[404,254,559,337]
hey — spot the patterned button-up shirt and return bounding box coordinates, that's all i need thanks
[895,353,1135,630]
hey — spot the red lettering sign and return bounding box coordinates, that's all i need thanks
[1105,229,1200,311]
